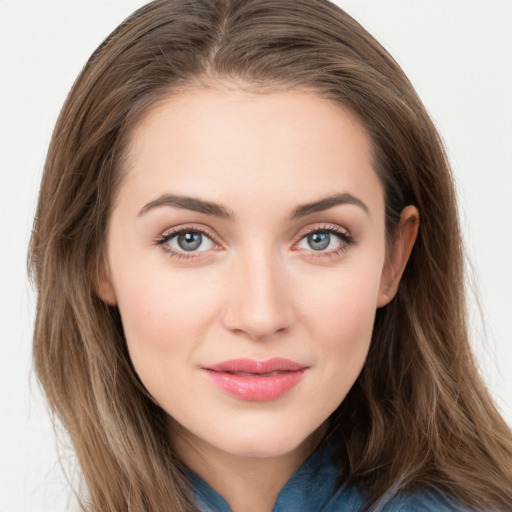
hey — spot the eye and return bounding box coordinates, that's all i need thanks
[171,231,213,252]
[156,228,216,256]
[296,226,354,254]
[302,232,333,251]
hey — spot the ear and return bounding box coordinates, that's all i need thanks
[377,205,419,307]
[95,258,118,305]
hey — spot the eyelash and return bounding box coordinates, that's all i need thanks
[154,225,218,260]
[153,224,356,260]
[294,224,355,258]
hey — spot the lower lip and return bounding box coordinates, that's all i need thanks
[203,369,306,401]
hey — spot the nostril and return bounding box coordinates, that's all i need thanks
[222,309,292,340]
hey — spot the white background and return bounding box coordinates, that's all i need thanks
[1,1,511,511]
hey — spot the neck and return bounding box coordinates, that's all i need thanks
[172,426,326,512]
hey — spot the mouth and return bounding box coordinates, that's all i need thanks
[201,358,308,401]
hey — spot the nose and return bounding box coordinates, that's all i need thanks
[221,250,294,341]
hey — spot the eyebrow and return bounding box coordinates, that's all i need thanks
[138,194,233,219]
[138,191,369,219]
[291,193,369,219]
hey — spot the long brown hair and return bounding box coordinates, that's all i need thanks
[29,1,512,510]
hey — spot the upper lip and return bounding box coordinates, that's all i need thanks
[203,358,307,374]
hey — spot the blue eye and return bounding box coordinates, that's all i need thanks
[176,232,202,251]
[307,232,331,251]
[297,229,351,252]
[162,230,215,253]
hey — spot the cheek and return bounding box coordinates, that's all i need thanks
[300,262,383,405]
[113,267,225,413]
[112,262,221,369]
[302,260,382,340]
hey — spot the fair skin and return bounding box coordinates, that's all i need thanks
[98,86,418,512]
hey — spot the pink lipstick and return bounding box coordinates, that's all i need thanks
[202,358,307,401]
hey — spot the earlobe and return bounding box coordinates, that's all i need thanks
[95,259,118,305]
[377,205,419,307]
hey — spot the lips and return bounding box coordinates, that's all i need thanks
[202,358,308,401]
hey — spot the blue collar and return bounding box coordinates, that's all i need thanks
[184,442,470,511]
[185,442,367,512]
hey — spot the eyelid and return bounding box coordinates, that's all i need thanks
[158,223,219,242]
[292,223,355,254]
[154,223,223,258]
[153,222,355,260]
[293,223,352,242]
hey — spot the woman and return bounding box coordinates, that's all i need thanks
[29,0,512,511]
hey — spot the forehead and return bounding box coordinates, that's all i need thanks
[118,87,383,218]
[127,86,372,160]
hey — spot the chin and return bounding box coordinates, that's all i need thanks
[208,421,323,460]
[227,438,297,459]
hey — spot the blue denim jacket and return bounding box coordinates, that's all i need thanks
[186,443,473,511]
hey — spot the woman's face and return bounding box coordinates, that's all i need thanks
[99,87,403,460]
